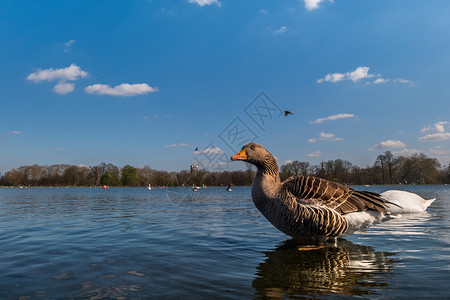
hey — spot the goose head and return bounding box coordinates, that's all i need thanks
[231,143,279,177]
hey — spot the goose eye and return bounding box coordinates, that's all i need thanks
[250,145,255,150]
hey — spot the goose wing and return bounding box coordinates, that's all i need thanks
[281,176,387,214]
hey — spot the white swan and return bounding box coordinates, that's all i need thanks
[381,190,435,214]
[344,190,435,235]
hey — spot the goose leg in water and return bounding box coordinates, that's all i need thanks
[297,244,324,251]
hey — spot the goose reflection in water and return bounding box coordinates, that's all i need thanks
[253,239,396,298]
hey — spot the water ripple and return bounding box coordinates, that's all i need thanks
[0,186,449,298]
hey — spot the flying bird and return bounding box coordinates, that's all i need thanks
[284,110,293,117]
[231,143,435,246]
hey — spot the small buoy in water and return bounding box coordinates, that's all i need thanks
[102,185,107,189]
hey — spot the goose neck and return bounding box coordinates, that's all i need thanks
[253,167,281,198]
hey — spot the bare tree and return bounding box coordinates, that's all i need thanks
[375,154,387,185]
[384,151,395,184]
[138,165,153,186]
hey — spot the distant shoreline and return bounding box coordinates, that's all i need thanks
[2,183,448,189]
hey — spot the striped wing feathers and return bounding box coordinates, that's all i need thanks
[282,176,387,214]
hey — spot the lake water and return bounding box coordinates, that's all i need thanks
[0,185,449,299]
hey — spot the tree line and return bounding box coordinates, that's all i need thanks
[280,151,450,185]
[0,151,449,187]
[0,162,255,187]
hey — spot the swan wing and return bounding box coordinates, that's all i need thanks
[282,176,387,214]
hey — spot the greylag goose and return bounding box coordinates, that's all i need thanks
[231,143,433,245]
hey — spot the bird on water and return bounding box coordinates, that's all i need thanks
[231,143,434,247]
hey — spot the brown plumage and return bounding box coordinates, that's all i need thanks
[283,175,387,215]
[231,143,389,244]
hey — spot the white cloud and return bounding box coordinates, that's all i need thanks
[371,78,414,85]
[274,26,287,34]
[85,83,158,96]
[26,64,87,94]
[26,64,88,82]
[144,114,159,120]
[392,148,420,156]
[53,82,74,95]
[392,146,450,165]
[8,131,21,135]
[64,40,76,52]
[195,147,224,156]
[396,78,414,85]
[373,78,389,84]
[318,66,413,86]
[348,67,373,82]
[317,66,374,83]
[307,151,322,157]
[419,132,450,142]
[260,9,268,14]
[370,140,406,150]
[320,132,340,140]
[192,147,229,171]
[419,121,450,141]
[317,72,345,83]
[161,8,175,15]
[308,132,342,143]
[304,0,333,11]
[311,113,355,124]
[164,143,192,148]
[65,40,75,47]
[427,146,450,165]
[188,0,221,7]
[420,121,448,134]
[428,146,450,157]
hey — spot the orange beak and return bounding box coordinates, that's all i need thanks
[231,149,247,161]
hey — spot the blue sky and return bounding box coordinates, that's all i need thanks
[1,0,450,174]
